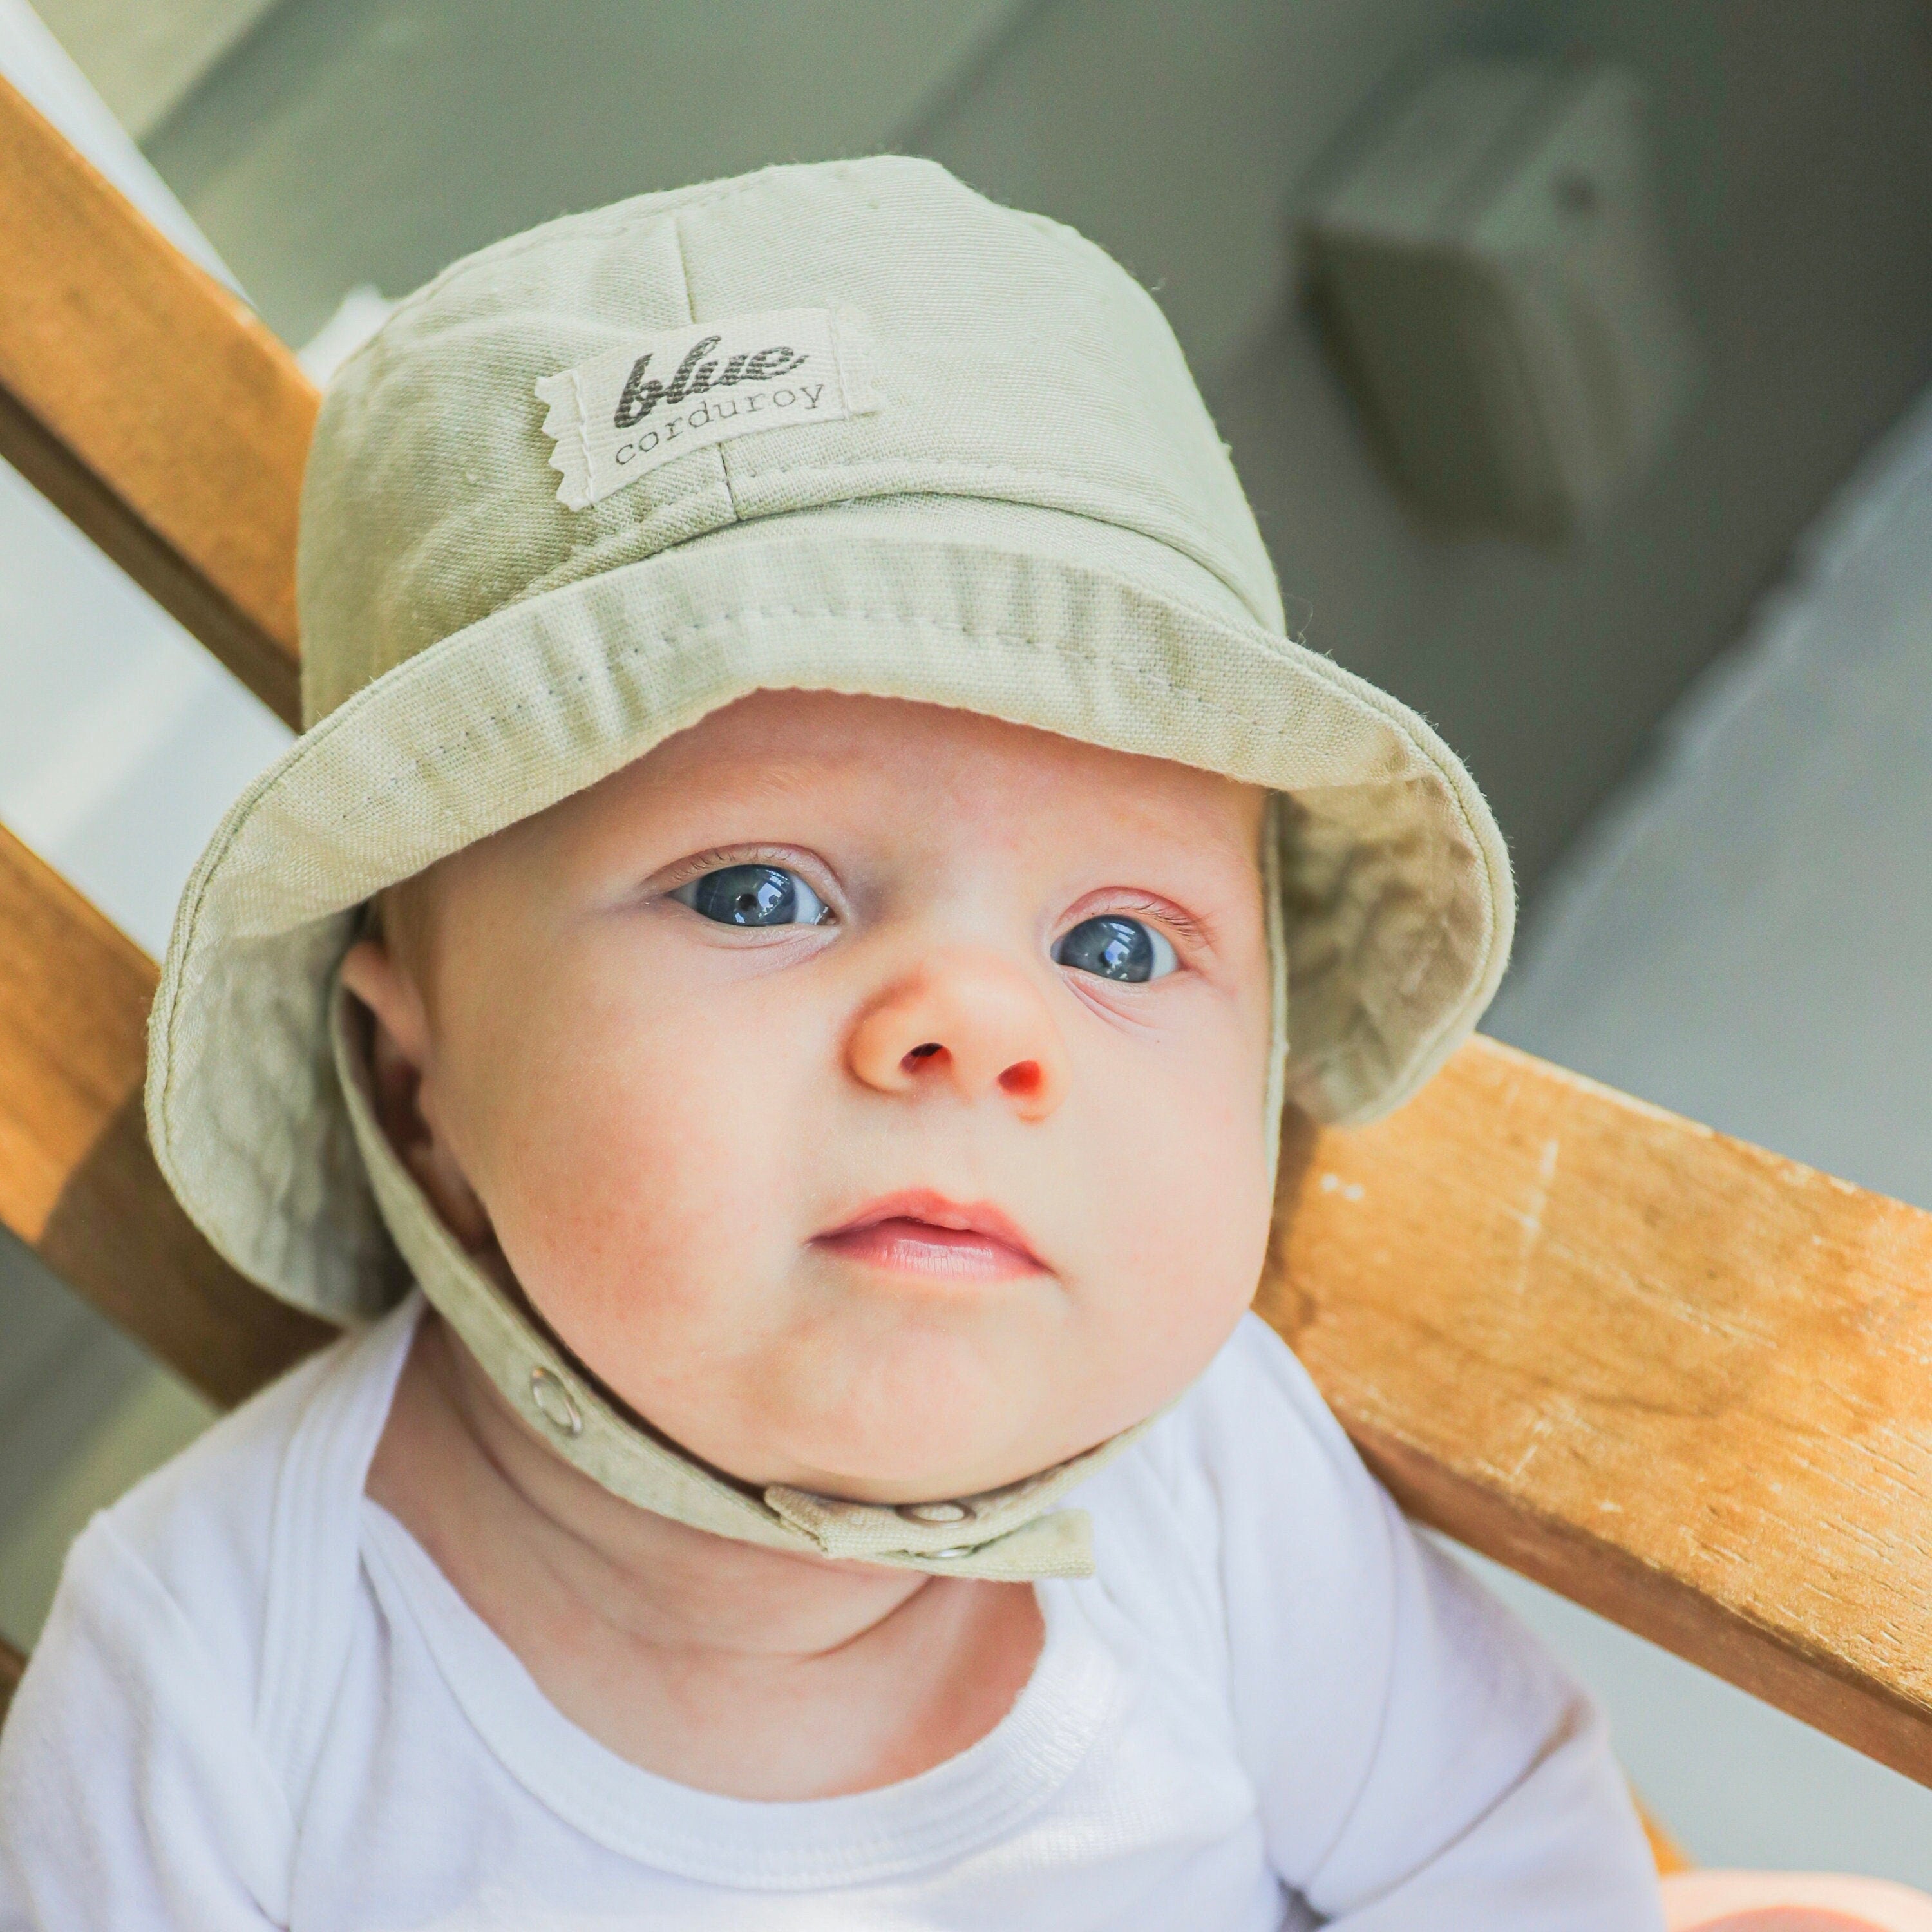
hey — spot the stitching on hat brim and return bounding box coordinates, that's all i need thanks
[328,608,1350,833]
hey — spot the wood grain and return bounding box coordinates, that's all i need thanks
[0,826,334,1407]
[0,72,311,729]
[1262,1034,1932,1785]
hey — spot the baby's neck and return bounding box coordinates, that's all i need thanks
[365,1311,1044,1797]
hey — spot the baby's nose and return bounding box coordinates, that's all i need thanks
[846,953,1068,1120]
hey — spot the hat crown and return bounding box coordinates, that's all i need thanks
[298,155,1283,725]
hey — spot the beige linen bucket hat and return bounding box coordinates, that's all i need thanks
[147,155,1511,1578]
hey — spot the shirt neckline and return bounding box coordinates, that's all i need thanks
[359,1487,1124,1891]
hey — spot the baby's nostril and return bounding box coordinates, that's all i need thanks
[999,1060,1042,1097]
[905,1042,943,1063]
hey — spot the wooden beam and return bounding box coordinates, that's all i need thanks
[0,71,311,730]
[0,826,334,1407]
[1264,1036,1932,1786]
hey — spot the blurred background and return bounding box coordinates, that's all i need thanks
[5,0,1932,1884]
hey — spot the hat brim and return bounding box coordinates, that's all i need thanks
[147,497,1511,1322]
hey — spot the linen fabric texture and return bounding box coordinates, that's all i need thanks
[145,155,1513,1573]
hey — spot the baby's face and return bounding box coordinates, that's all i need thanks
[359,691,1275,1501]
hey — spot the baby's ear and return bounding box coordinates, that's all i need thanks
[339,936,497,1255]
[340,933,431,1078]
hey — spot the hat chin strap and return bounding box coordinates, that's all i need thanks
[328,828,1290,1585]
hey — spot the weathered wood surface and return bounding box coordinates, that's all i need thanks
[0,71,310,729]
[0,827,334,1406]
[1264,1037,1932,1786]
[5,64,1932,1786]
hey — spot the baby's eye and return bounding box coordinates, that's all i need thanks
[1052,915,1177,983]
[670,864,832,927]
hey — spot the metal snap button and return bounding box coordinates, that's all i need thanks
[529,1366,583,1437]
[895,1499,974,1526]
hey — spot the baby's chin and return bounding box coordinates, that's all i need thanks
[620,1330,1128,1505]
[519,1251,1191,1501]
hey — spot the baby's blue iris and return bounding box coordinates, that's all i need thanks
[673,864,829,927]
[1053,916,1177,983]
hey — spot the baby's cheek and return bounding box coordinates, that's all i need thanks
[1084,1050,1273,1390]
[480,1016,792,1387]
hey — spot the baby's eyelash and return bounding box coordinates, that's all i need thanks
[654,845,823,893]
[1084,893,1211,951]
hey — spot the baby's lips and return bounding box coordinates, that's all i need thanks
[813,1188,1045,1269]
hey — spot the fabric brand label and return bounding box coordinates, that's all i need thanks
[534,306,880,511]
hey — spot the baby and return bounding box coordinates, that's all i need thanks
[0,156,1679,1926]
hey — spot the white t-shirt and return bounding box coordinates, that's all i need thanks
[0,1296,1662,1929]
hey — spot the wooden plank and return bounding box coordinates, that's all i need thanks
[0,71,310,730]
[1262,1034,1932,1786]
[0,826,334,1407]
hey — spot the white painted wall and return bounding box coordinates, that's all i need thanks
[140,0,1039,344]
[912,0,1489,381]
[30,0,281,137]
